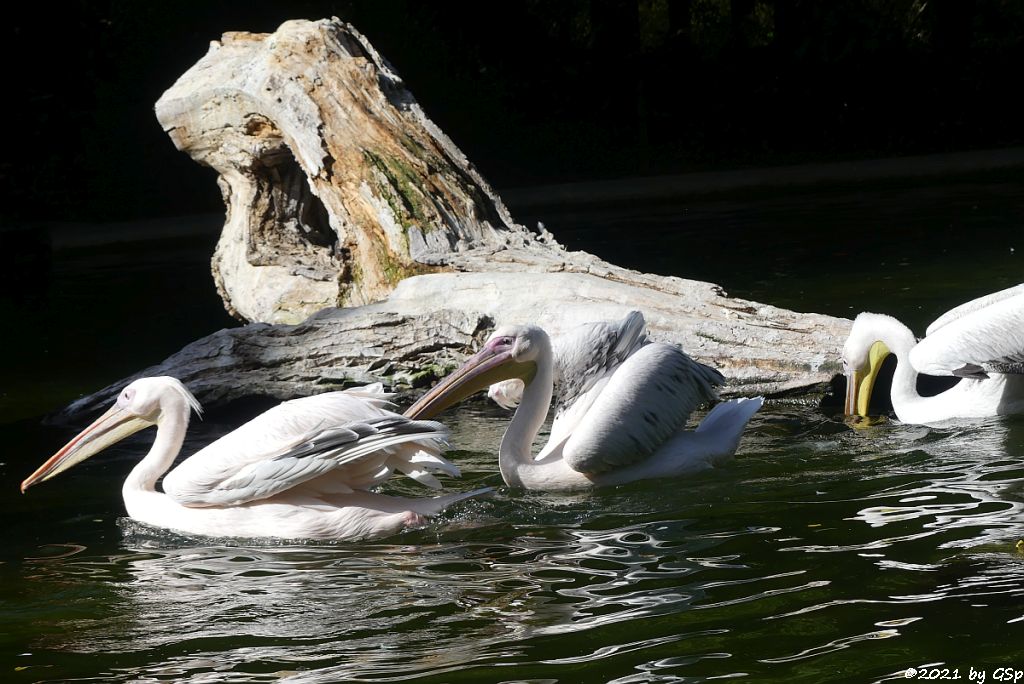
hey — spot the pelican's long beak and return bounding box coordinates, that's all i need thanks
[405,345,536,420]
[844,340,891,417]
[21,404,154,492]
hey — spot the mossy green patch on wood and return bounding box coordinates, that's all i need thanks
[373,239,433,287]
[337,254,364,303]
[363,149,436,234]
[817,359,843,374]
[399,363,455,389]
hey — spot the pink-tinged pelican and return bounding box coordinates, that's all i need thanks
[843,283,1024,424]
[21,377,488,541]
[405,311,763,491]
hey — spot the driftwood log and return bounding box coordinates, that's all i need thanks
[63,270,847,417]
[63,18,851,418]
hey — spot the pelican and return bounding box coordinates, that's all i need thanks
[21,377,488,541]
[843,283,1024,424]
[405,311,763,491]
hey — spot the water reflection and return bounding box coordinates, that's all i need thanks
[8,404,1024,681]
[848,416,1024,551]
[15,517,791,679]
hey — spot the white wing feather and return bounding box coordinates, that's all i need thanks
[553,343,723,474]
[162,385,456,506]
[926,283,1024,336]
[186,418,450,506]
[911,291,1024,377]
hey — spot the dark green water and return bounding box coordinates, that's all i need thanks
[2,173,1023,682]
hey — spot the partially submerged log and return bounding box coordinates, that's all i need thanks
[63,271,847,418]
[63,18,852,418]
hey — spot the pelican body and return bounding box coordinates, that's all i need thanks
[22,378,487,541]
[843,283,1024,424]
[405,311,762,491]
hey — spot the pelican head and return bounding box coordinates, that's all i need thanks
[406,325,549,420]
[21,377,201,492]
[841,312,905,417]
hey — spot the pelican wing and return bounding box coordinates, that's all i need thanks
[911,290,1024,378]
[554,343,723,474]
[171,417,452,507]
[926,283,1024,336]
[554,310,649,412]
[162,386,456,506]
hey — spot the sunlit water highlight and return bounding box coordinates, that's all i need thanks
[4,405,1023,682]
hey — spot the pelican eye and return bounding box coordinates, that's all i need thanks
[122,388,136,402]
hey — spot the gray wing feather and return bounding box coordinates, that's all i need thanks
[555,310,649,414]
[562,343,723,474]
[174,417,451,507]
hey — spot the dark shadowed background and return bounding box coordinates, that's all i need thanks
[3,0,1023,222]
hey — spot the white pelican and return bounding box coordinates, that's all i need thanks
[843,283,1024,424]
[21,377,488,541]
[405,311,763,491]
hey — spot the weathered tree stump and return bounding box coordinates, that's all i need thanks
[61,17,852,418]
[156,18,538,324]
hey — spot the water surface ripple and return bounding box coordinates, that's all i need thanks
[4,406,1023,682]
